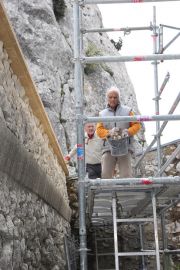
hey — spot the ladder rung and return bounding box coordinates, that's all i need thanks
[97,252,114,256]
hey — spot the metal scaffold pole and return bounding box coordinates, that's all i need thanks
[135,92,180,169]
[151,191,161,270]
[73,1,87,269]
[139,224,146,269]
[152,6,162,173]
[83,0,180,4]
[83,25,152,33]
[86,114,180,123]
[112,196,119,270]
[161,213,169,270]
[85,176,180,187]
[82,53,180,63]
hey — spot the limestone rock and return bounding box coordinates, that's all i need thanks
[4,0,142,154]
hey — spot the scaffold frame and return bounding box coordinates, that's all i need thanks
[73,1,180,269]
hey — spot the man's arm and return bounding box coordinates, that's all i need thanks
[64,144,77,161]
[128,111,141,136]
[96,122,109,139]
[96,111,141,138]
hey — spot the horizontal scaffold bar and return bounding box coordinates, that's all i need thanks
[135,92,180,168]
[85,114,180,123]
[83,0,180,5]
[82,54,180,63]
[84,176,180,187]
[118,251,156,257]
[117,218,153,223]
[96,237,114,240]
[160,24,180,31]
[164,249,180,254]
[83,26,152,33]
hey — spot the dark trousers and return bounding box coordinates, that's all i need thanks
[86,163,101,179]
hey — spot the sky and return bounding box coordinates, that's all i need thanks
[98,2,180,145]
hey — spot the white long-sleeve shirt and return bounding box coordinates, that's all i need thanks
[69,132,103,164]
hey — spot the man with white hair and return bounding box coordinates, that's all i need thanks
[96,86,141,178]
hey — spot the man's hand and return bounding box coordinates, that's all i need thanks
[108,127,119,137]
[64,155,71,162]
[122,129,129,137]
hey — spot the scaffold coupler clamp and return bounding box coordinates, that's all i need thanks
[78,247,90,252]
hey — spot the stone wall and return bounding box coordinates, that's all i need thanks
[0,41,67,195]
[0,172,69,270]
[0,41,70,269]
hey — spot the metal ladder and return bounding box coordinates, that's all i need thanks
[112,192,160,270]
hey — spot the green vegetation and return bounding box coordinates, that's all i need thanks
[60,88,65,97]
[85,42,102,57]
[174,264,180,270]
[84,42,102,75]
[84,42,114,77]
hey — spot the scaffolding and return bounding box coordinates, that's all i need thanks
[73,1,180,269]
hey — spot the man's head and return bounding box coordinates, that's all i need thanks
[106,86,120,109]
[84,123,95,136]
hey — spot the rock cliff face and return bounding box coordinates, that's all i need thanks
[4,0,141,155]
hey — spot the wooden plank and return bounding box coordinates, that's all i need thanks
[0,0,68,175]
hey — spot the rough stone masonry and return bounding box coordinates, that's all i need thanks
[0,39,70,269]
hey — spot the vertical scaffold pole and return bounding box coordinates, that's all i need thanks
[95,231,99,270]
[152,6,162,174]
[151,191,161,270]
[73,1,87,269]
[161,213,169,270]
[139,224,146,269]
[112,196,119,270]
